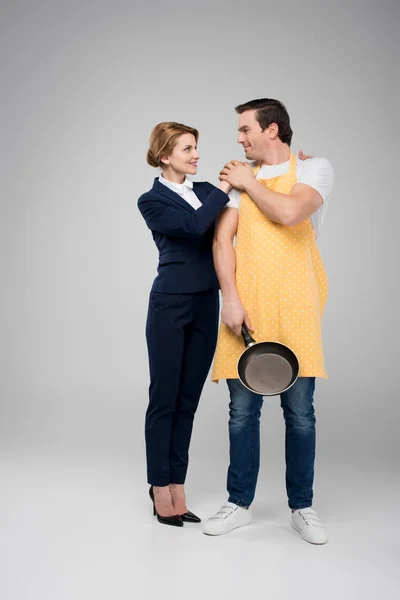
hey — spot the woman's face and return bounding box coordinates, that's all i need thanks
[161,133,200,177]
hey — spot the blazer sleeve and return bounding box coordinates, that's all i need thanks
[137,185,229,239]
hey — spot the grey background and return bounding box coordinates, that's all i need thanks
[1,1,399,599]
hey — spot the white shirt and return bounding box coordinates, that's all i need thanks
[159,175,202,210]
[226,157,334,237]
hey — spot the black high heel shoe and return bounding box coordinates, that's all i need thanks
[149,486,183,527]
[180,511,201,523]
[169,485,201,523]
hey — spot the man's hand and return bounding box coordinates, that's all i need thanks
[221,298,253,337]
[219,160,255,190]
[298,150,313,160]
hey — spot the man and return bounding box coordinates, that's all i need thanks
[203,98,334,544]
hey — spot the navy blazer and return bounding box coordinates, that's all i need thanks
[138,178,229,293]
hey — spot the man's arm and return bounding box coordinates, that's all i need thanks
[220,159,333,226]
[213,208,253,336]
[244,179,322,226]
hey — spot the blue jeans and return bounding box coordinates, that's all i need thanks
[227,377,316,510]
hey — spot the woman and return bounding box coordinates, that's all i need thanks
[138,122,231,526]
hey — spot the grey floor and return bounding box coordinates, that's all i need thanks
[1,451,398,600]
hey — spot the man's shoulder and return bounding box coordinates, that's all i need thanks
[297,156,334,175]
[296,156,334,202]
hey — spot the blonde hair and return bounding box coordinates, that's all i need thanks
[146,122,199,168]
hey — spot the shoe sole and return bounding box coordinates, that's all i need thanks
[203,520,252,536]
[291,522,328,545]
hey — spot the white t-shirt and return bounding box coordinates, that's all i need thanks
[226,157,334,237]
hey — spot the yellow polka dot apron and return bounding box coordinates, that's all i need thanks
[212,153,328,382]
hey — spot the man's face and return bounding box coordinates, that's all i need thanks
[237,110,269,160]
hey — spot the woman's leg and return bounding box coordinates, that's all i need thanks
[145,292,191,493]
[169,291,219,512]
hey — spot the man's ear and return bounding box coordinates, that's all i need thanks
[268,123,279,140]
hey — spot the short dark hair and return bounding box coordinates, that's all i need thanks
[235,98,293,146]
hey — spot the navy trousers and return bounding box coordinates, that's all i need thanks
[145,290,219,486]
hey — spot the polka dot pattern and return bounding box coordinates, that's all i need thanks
[212,154,328,381]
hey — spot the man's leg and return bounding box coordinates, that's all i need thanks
[227,378,264,507]
[280,377,316,510]
[281,377,328,544]
[203,378,263,535]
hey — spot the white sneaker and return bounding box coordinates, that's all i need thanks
[203,501,252,536]
[291,508,328,544]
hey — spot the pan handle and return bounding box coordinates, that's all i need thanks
[241,325,257,348]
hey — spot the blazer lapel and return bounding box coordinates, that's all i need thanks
[152,178,194,213]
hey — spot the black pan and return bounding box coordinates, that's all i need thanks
[237,326,300,396]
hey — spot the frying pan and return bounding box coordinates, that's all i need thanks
[237,326,300,396]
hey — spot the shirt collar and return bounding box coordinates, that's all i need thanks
[159,174,193,194]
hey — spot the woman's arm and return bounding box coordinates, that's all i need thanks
[138,184,230,239]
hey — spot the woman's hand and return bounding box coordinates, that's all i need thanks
[218,180,232,194]
[298,150,313,160]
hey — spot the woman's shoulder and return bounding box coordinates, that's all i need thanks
[137,191,151,206]
[137,183,159,206]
